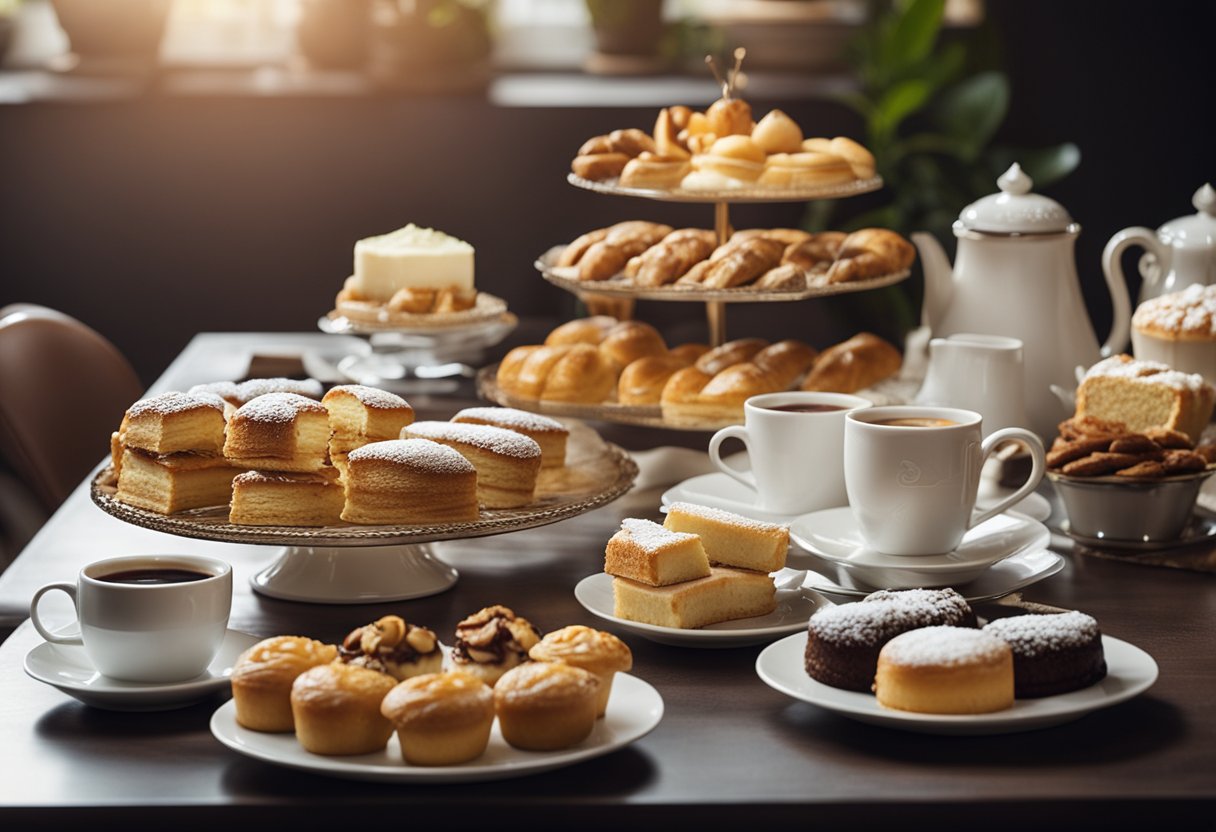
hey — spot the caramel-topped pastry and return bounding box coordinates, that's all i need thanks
[529,625,632,717]
[230,636,338,732]
[290,663,397,755]
[338,614,442,681]
[123,391,228,455]
[403,421,542,508]
[321,384,414,456]
[340,438,479,524]
[380,671,495,766]
[228,468,343,527]
[450,406,569,469]
[494,661,601,751]
[223,392,330,473]
[449,605,542,687]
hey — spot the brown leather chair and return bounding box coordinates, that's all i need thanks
[0,305,143,512]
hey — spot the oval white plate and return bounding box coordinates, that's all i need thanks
[24,629,260,712]
[210,673,663,783]
[756,632,1157,735]
[574,572,828,648]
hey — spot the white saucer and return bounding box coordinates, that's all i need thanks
[789,508,1051,588]
[210,672,663,783]
[661,471,1052,526]
[756,632,1157,735]
[574,572,828,648]
[24,629,260,712]
[777,548,1065,602]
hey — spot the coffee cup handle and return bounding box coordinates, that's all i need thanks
[30,583,83,645]
[707,425,758,494]
[968,428,1046,530]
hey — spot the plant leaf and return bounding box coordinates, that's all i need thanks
[932,72,1009,157]
[872,79,933,139]
[888,0,947,73]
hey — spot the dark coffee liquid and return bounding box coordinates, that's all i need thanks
[98,568,211,585]
[763,404,846,413]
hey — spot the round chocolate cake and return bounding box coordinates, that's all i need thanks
[983,611,1107,698]
[804,588,978,692]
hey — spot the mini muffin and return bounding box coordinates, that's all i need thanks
[494,661,601,751]
[290,663,397,755]
[449,605,542,686]
[529,625,632,717]
[380,671,495,766]
[230,636,338,732]
[337,614,443,681]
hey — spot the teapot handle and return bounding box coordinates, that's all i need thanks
[1100,227,1153,356]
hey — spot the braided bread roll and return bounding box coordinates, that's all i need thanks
[800,332,901,393]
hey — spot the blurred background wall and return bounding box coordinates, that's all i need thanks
[1,0,1212,384]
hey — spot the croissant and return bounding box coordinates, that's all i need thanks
[825,229,916,284]
[801,332,901,393]
[578,222,674,282]
[783,232,848,274]
[625,229,716,287]
[685,237,786,289]
[753,340,819,388]
[695,338,769,376]
[731,228,812,248]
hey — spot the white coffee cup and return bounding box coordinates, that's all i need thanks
[30,554,233,683]
[844,406,1045,556]
[708,391,872,516]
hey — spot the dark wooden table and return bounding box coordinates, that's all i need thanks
[1,334,1213,830]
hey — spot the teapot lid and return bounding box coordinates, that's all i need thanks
[1157,184,1216,249]
[958,163,1075,234]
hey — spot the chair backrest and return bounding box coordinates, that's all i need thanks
[0,304,143,511]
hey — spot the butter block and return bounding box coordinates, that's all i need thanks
[352,224,475,301]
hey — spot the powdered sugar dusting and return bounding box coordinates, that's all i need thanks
[234,377,323,403]
[667,501,785,533]
[808,588,973,646]
[325,384,411,411]
[188,381,239,402]
[234,392,327,423]
[1134,283,1216,337]
[452,406,567,434]
[1083,355,1209,393]
[128,391,226,418]
[983,611,1099,657]
[348,438,475,474]
[405,421,541,459]
[620,518,699,552]
[880,626,1009,667]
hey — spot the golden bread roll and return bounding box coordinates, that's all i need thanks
[228,468,344,527]
[571,152,629,181]
[669,342,711,364]
[830,136,877,179]
[223,392,331,473]
[340,438,479,524]
[619,153,692,189]
[380,671,495,766]
[403,421,542,509]
[826,228,917,284]
[544,315,619,345]
[511,343,618,404]
[598,320,668,370]
[618,355,694,405]
[322,384,414,456]
[783,231,848,274]
[529,625,633,718]
[230,636,338,732]
[290,663,397,755]
[752,108,804,154]
[578,222,674,282]
[494,661,601,751]
[753,339,819,387]
[801,332,902,393]
[451,406,569,469]
[449,605,542,687]
[122,391,228,455]
[496,345,543,396]
[624,228,716,287]
[697,363,785,407]
[696,338,769,376]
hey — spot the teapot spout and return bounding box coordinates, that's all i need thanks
[912,231,953,332]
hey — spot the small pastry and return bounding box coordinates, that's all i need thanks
[706,95,754,138]
[494,661,601,751]
[603,517,711,586]
[752,339,819,388]
[403,421,542,508]
[571,152,629,182]
[529,625,632,717]
[338,615,443,681]
[543,315,618,345]
[825,228,916,284]
[451,406,569,469]
[663,501,788,573]
[983,611,1107,698]
[122,391,228,455]
[558,230,610,268]
[222,392,331,473]
[874,627,1014,715]
[116,449,241,515]
[758,152,855,188]
[618,355,693,405]
[692,135,766,183]
[516,343,619,404]
[801,137,834,154]
[751,108,804,154]
[669,342,711,364]
[732,228,812,248]
[340,438,479,524]
[231,378,324,405]
[801,332,902,394]
[752,263,807,292]
[652,107,691,159]
[321,384,414,456]
[693,237,786,289]
[228,468,344,526]
[783,231,848,274]
[380,671,494,766]
[230,636,338,732]
[612,567,777,629]
[619,153,693,190]
[291,663,398,755]
[695,338,770,375]
[432,287,478,313]
[678,168,743,192]
[597,320,668,370]
[625,228,716,287]
[578,222,673,282]
[829,136,877,179]
[449,605,542,686]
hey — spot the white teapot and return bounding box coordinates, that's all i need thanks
[913,163,1131,440]
[1103,183,1216,305]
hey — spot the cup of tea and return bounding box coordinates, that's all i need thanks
[30,554,233,683]
[844,406,1045,556]
[707,391,872,515]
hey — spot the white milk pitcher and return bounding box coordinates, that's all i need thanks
[914,333,1029,436]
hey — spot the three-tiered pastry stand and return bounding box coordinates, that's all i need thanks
[478,172,910,429]
[90,422,636,604]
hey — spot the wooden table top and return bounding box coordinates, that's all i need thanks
[1,333,1213,830]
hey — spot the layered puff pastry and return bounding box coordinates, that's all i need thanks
[552,225,914,291]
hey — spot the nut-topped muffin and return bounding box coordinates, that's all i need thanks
[448,605,541,686]
[337,615,443,681]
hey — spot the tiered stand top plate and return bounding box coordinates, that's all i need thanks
[535,246,910,302]
[566,173,884,203]
[90,421,637,547]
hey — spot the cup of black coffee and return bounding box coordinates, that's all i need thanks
[30,554,232,683]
